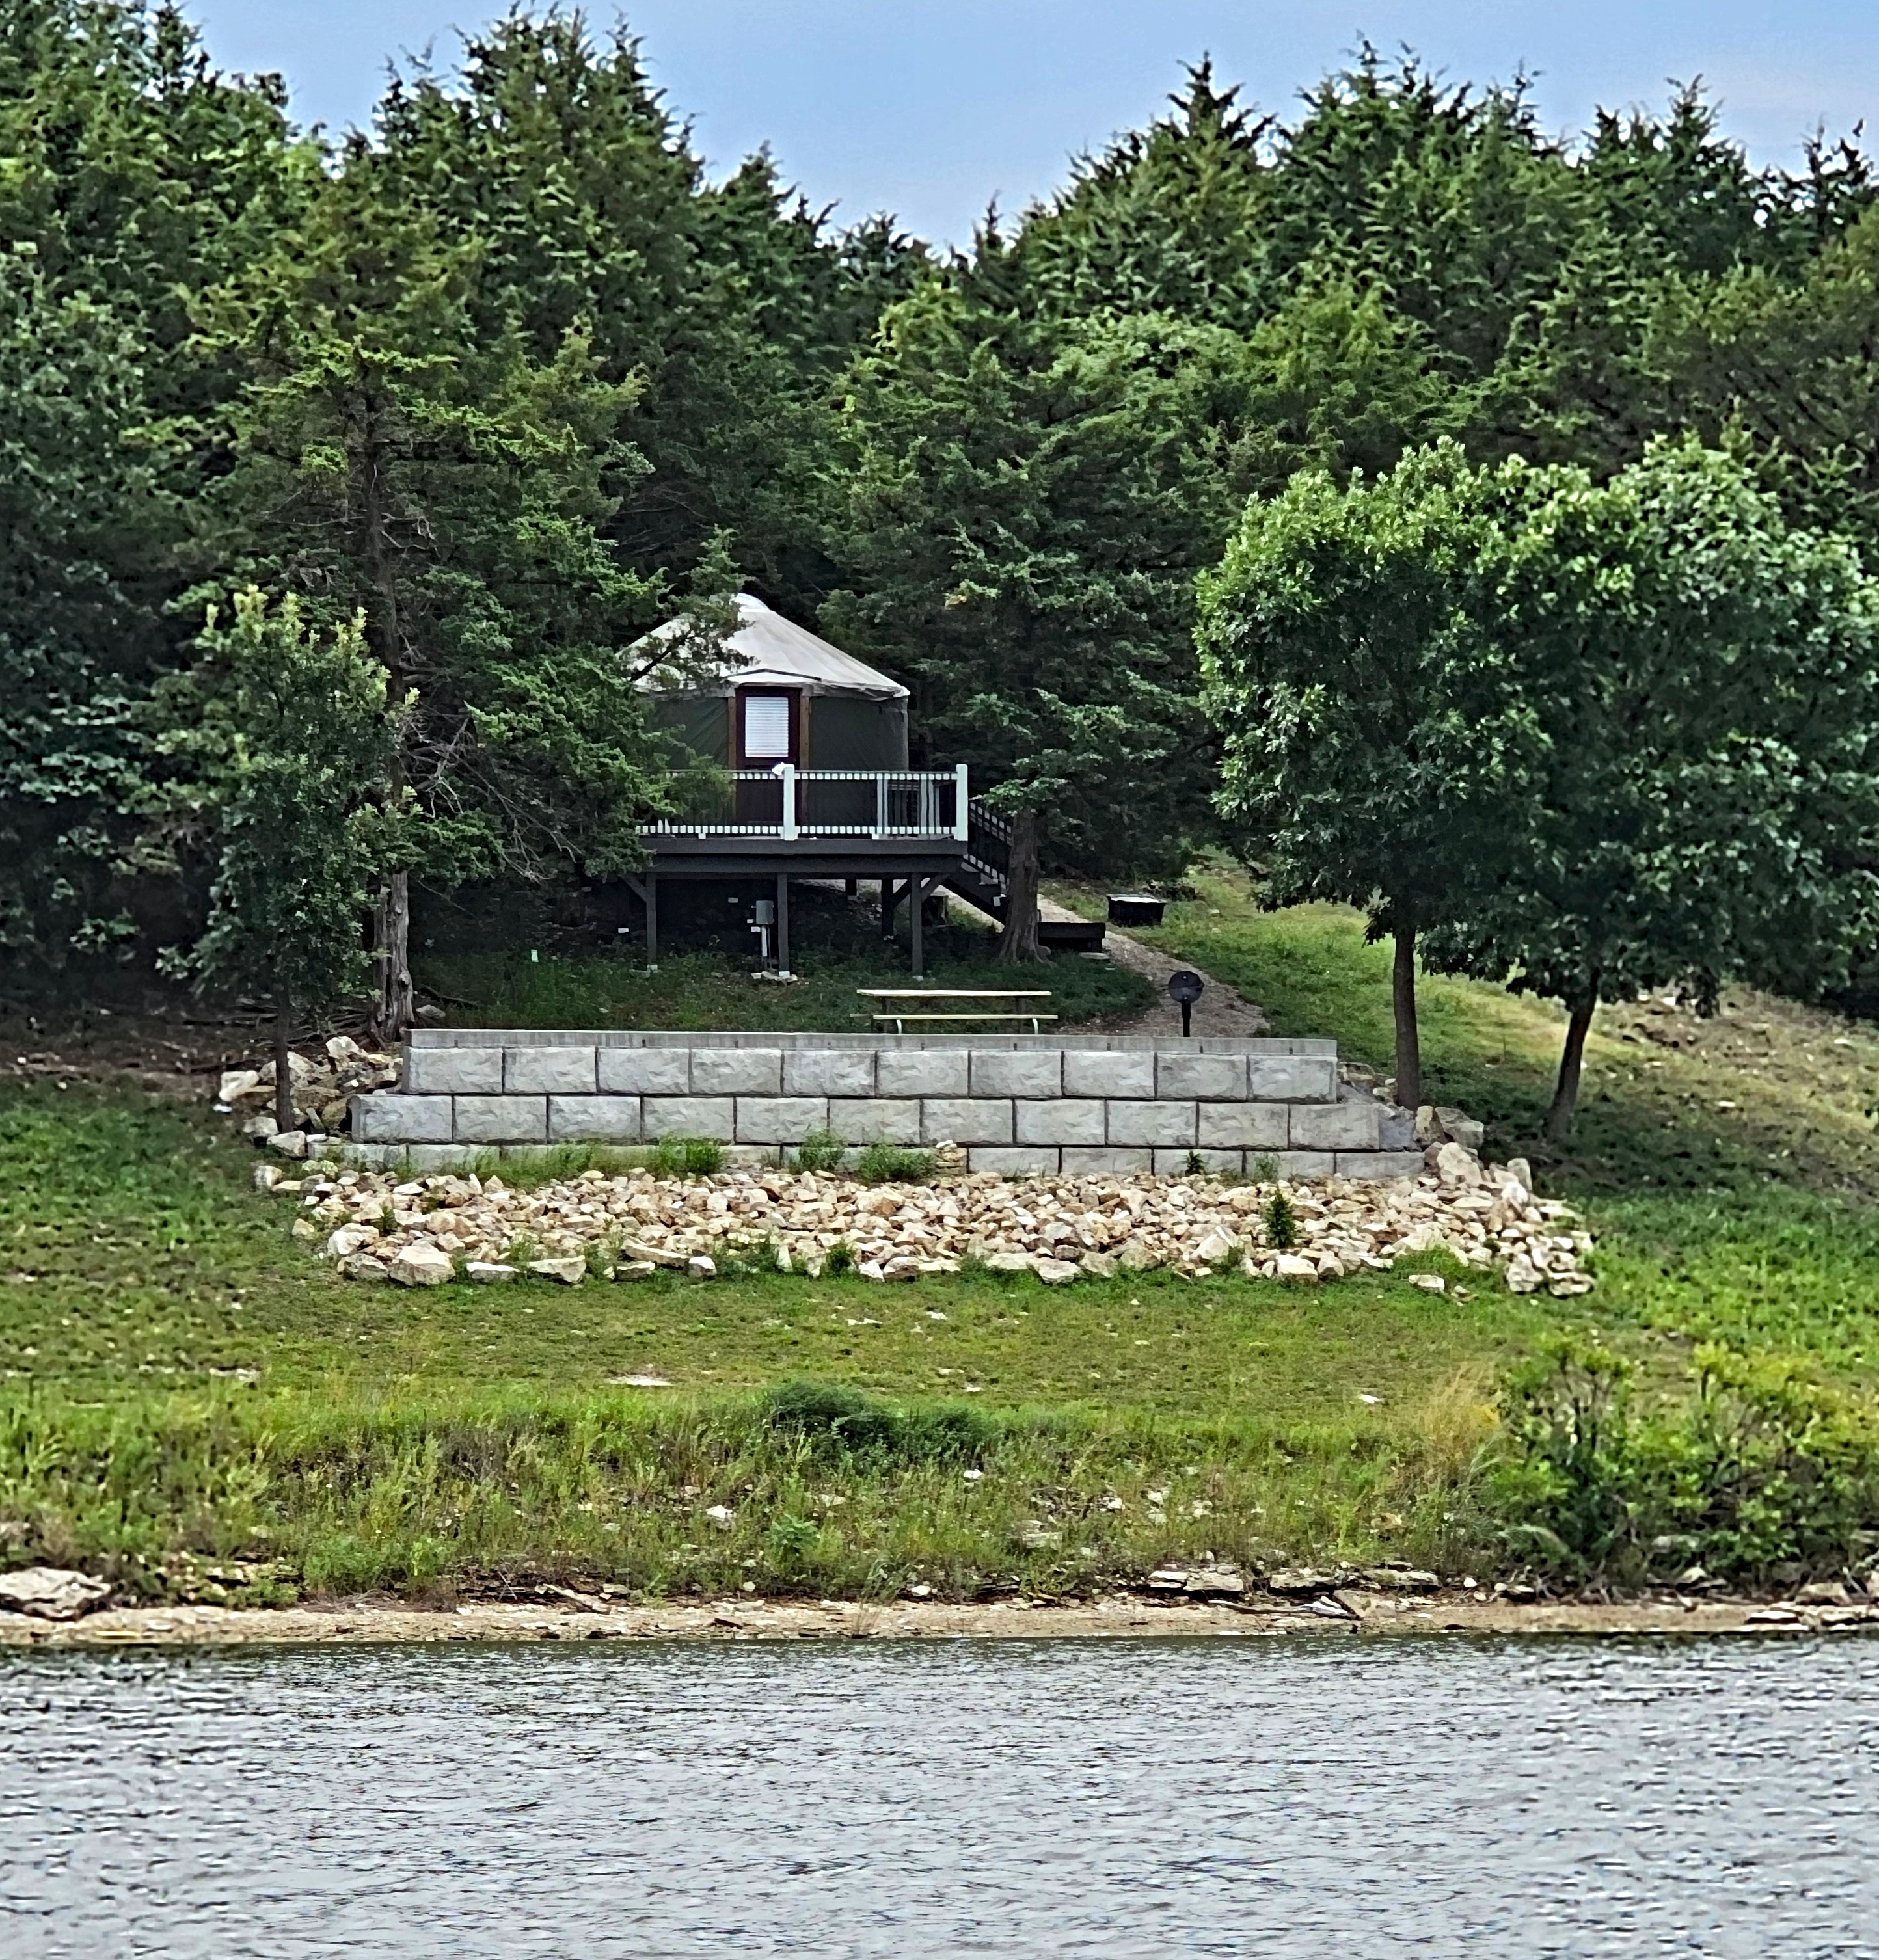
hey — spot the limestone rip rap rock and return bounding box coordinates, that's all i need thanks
[264,1145,1593,1294]
[213,1034,399,1159]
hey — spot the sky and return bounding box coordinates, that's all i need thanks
[183,1,1879,245]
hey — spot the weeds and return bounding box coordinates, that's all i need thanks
[1263,1188,1299,1251]
[855,1144,934,1184]
[1485,1335,1879,1589]
[792,1127,846,1174]
[651,1135,724,1177]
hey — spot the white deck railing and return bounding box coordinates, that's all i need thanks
[642,764,969,841]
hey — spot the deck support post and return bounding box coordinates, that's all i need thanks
[776,872,791,977]
[910,872,944,978]
[880,878,898,939]
[624,873,658,969]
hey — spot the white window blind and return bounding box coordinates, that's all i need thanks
[742,694,791,760]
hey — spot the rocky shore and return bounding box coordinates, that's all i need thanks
[6,1589,1874,1648]
[270,1144,1594,1295]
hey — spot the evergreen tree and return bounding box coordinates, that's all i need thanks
[828,243,1242,956]
[0,1,306,970]
[200,114,689,1040]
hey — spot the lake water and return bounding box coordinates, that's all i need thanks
[3,1633,1876,1957]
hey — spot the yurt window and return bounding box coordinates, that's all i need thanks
[738,690,796,764]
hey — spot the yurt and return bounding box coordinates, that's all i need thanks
[635,593,910,772]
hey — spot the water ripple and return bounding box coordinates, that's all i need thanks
[2,1635,1876,1957]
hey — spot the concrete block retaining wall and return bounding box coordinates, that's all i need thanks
[350,1031,1423,1179]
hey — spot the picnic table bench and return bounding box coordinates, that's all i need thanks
[857,987,1057,1034]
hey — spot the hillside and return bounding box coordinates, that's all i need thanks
[4,891,1878,1608]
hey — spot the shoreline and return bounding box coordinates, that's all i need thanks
[6,1590,1876,1649]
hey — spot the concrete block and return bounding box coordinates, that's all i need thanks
[548,1095,641,1142]
[453,1095,548,1144]
[690,1047,783,1095]
[1336,1150,1427,1182]
[968,1050,1062,1098]
[1247,1055,1340,1101]
[1014,1099,1107,1146]
[735,1096,829,1144]
[1155,1148,1242,1175]
[827,1099,922,1145]
[1105,1099,1197,1147]
[876,1050,969,1097]
[407,1144,480,1174]
[1060,1146,1154,1177]
[403,1046,503,1095]
[352,1094,453,1144]
[1196,1102,1290,1151]
[723,1144,783,1168]
[338,1142,399,1170]
[639,1096,736,1142]
[503,1047,598,1095]
[783,1049,876,1097]
[1290,1101,1382,1151]
[446,1097,545,1144]
[1064,1049,1155,1098]
[1274,1151,1336,1180]
[597,1048,690,1095]
[921,1098,1014,1145]
[969,1146,1059,1176]
[1155,1052,1247,1101]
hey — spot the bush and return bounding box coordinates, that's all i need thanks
[855,1143,934,1184]
[1485,1335,1879,1591]
[652,1135,723,1177]
[765,1380,994,1466]
[1263,1188,1299,1251]
[792,1127,845,1173]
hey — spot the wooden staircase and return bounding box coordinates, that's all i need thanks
[943,801,1103,950]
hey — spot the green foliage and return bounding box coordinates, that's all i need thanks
[1262,1188,1299,1252]
[764,1380,994,1467]
[1489,1335,1879,1589]
[0,3,307,969]
[651,1136,724,1178]
[1204,438,1879,1131]
[153,591,402,1019]
[854,1145,935,1185]
[791,1128,846,1174]
[826,250,1245,896]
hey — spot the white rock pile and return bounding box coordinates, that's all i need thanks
[215,1036,399,1157]
[264,1138,1593,1295]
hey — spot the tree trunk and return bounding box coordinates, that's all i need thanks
[1545,987,1599,1142]
[357,368,415,1048]
[1392,915,1422,1111]
[273,989,295,1135]
[994,809,1044,964]
[370,868,414,1049]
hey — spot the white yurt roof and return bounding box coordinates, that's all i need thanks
[634,593,908,702]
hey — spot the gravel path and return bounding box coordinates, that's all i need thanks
[1038,896,1268,1038]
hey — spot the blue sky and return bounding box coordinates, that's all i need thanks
[184,2,1877,244]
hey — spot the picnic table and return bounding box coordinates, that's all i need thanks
[857,987,1057,1034]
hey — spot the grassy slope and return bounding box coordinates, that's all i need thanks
[1052,866,1879,1386]
[7,870,1876,1602]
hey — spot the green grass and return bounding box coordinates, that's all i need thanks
[1054,865,1879,1389]
[0,1081,1562,1600]
[11,865,1879,1601]
[418,932,1152,1035]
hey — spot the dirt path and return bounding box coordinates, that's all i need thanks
[6,1591,1870,1649]
[1039,897,1268,1038]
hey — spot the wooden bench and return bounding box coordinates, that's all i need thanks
[858,988,1057,1034]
